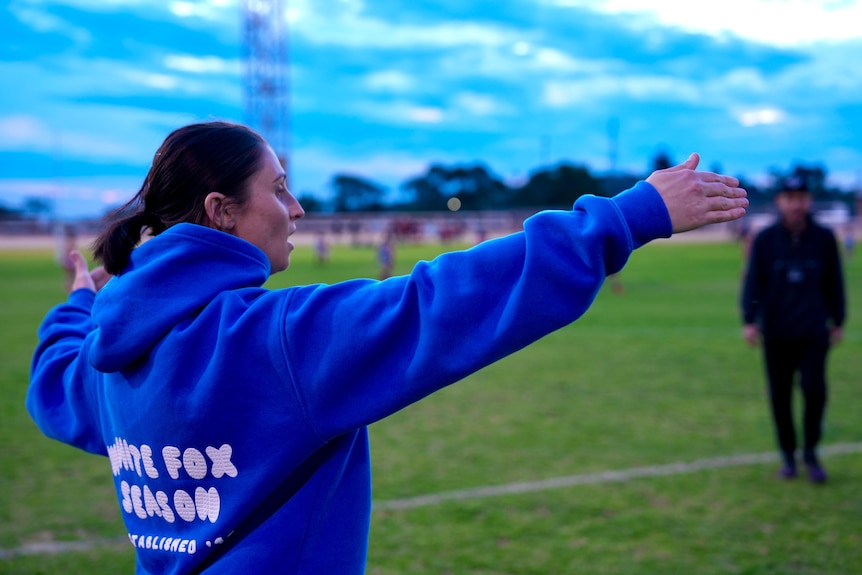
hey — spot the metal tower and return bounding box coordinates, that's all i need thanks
[242,0,290,181]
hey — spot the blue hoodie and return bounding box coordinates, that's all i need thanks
[28,182,671,574]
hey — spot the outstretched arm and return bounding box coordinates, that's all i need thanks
[282,172,747,438]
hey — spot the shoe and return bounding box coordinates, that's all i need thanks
[806,463,827,484]
[776,465,797,480]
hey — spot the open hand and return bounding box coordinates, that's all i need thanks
[647,153,748,233]
[69,250,112,294]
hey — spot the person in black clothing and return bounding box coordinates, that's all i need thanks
[741,177,846,483]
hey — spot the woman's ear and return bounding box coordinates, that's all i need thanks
[204,192,235,232]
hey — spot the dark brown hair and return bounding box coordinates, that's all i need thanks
[93,121,267,274]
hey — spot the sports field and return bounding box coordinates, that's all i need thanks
[1,236,860,574]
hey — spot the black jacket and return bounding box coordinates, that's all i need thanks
[741,215,846,338]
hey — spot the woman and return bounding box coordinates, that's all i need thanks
[28,121,747,574]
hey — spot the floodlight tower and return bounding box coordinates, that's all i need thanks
[242,0,290,182]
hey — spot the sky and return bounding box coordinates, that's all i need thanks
[1,0,861,218]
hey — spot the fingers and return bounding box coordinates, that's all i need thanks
[682,152,700,170]
[664,152,700,172]
[694,189,749,228]
[663,154,739,189]
[700,180,747,201]
[667,154,739,188]
[68,251,95,293]
[701,173,740,188]
[704,206,748,225]
[69,250,89,275]
[707,191,749,213]
[712,193,749,212]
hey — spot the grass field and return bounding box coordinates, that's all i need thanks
[1,237,860,574]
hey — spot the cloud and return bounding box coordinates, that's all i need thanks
[163,54,238,74]
[291,145,440,196]
[542,74,702,107]
[0,108,188,165]
[126,70,181,90]
[408,107,445,124]
[11,4,92,43]
[736,108,787,127]
[330,88,516,130]
[0,175,145,218]
[289,0,511,49]
[29,0,154,8]
[286,1,610,86]
[450,92,515,117]
[512,41,531,56]
[363,70,415,93]
[0,115,53,148]
[542,0,862,47]
[424,46,613,92]
[34,0,239,21]
[782,41,862,101]
[352,100,447,125]
[6,53,239,102]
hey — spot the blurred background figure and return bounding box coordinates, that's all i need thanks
[736,215,755,273]
[843,222,855,259]
[378,232,395,280]
[314,232,330,266]
[55,222,77,291]
[607,272,624,295]
[740,176,846,484]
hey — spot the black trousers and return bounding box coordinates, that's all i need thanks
[762,333,830,464]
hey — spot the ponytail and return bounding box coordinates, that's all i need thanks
[92,209,161,275]
[91,121,267,275]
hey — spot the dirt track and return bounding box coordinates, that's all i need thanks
[0,225,739,252]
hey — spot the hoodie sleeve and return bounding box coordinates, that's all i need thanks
[27,288,107,456]
[280,182,671,440]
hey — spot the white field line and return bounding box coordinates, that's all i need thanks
[374,442,862,511]
[3,442,861,559]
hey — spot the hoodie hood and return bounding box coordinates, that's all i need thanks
[89,223,270,372]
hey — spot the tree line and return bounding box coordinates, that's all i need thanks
[297,151,857,214]
[0,152,856,221]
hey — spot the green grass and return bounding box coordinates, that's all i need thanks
[1,239,860,574]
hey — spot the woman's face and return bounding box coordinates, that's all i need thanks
[232,146,305,273]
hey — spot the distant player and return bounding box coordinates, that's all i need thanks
[55,222,77,291]
[740,177,846,483]
[314,232,330,265]
[378,232,395,279]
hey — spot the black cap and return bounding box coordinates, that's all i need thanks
[778,176,809,194]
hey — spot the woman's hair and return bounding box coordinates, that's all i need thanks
[93,121,267,275]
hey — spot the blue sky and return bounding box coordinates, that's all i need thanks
[1,0,861,218]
